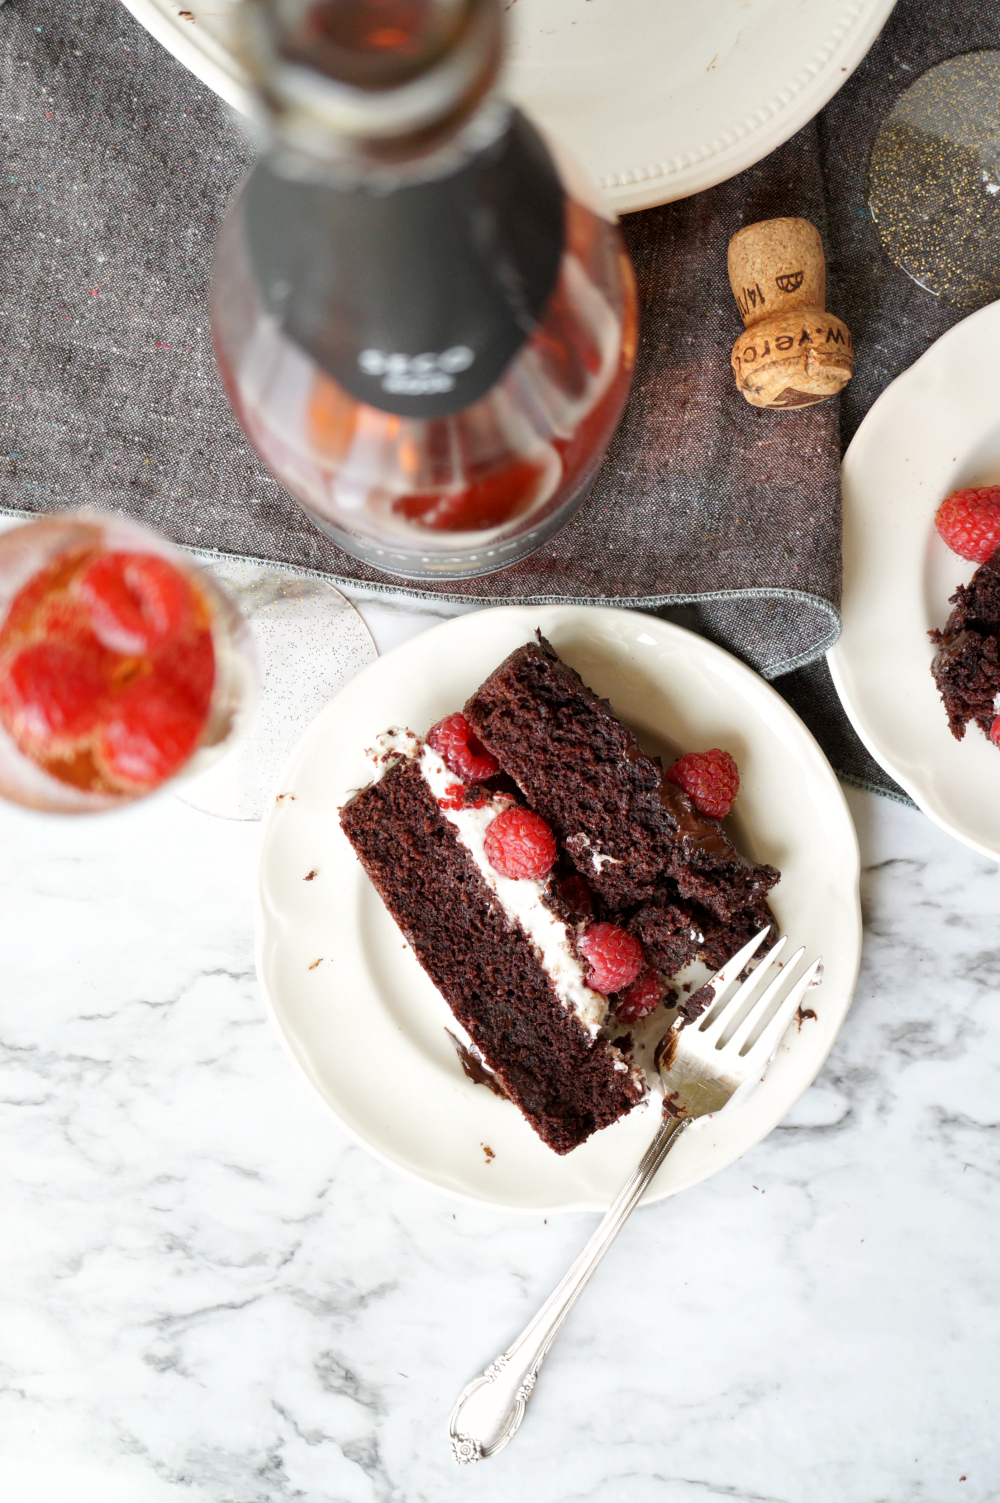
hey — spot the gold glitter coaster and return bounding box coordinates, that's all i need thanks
[869,50,1000,307]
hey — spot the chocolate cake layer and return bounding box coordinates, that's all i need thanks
[931,548,1000,742]
[628,894,775,993]
[464,635,779,920]
[340,756,642,1154]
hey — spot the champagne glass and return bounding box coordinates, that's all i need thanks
[0,513,257,814]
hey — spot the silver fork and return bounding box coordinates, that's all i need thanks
[448,928,823,1464]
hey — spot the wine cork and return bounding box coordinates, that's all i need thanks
[728,217,853,408]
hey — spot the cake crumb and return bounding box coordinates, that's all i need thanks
[304,869,318,881]
[796,1005,817,1029]
[481,1143,495,1162]
[276,792,296,803]
[679,980,715,1023]
[308,958,323,970]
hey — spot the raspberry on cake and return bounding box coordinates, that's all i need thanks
[558,872,594,919]
[484,807,557,880]
[664,748,740,819]
[935,486,1000,564]
[578,923,644,994]
[341,636,781,1155]
[614,970,663,1023]
[427,712,499,782]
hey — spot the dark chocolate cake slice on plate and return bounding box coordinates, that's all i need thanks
[341,635,780,1154]
[930,546,1000,746]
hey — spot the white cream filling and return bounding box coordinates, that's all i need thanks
[366,726,420,781]
[413,741,608,1034]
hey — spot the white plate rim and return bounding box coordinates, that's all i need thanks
[254,604,861,1213]
[829,298,1000,861]
[120,0,896,215]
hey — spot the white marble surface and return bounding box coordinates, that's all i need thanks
[3,597,1000,1502]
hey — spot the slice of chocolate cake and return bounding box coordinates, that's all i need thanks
[930,547,1000,745]
[464,635,779,920]
[341,635,779,1157]
[340,730,644,1155]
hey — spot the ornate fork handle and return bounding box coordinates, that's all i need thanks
[449,1112,690,1463]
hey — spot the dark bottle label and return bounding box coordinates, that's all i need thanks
[243,108,565,419]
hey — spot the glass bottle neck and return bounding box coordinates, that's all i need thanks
[241,0,504,173]
[263,91,514,192]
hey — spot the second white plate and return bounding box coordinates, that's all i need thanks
[829,299,1000,859]
[256,606,860,1212]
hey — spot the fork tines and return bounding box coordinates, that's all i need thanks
[681,926,823,1070]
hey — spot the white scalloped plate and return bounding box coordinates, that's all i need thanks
[829,299,1000,859]
[255,606,860,1212]
[121,0,896,214]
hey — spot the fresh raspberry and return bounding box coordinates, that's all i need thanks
[0,640,108,749]
[578,923,644,995]
[615,969,664,1023]
[76,552,194,654]
[438,782,466,811]
[558,872,594,918]
[392,456,548,532]
[934,487,1000,564]
[992,717,1000,747]
[154,627,215,718]
[0,552,94,647]
[483,807,557,880]
[664,748,740,819]
[427,712,499,782]
[97,678,204,788]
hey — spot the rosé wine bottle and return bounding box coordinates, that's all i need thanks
[0,514,257,814]
[211,0,637,580]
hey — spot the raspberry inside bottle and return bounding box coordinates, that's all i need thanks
[212,0,637,580]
